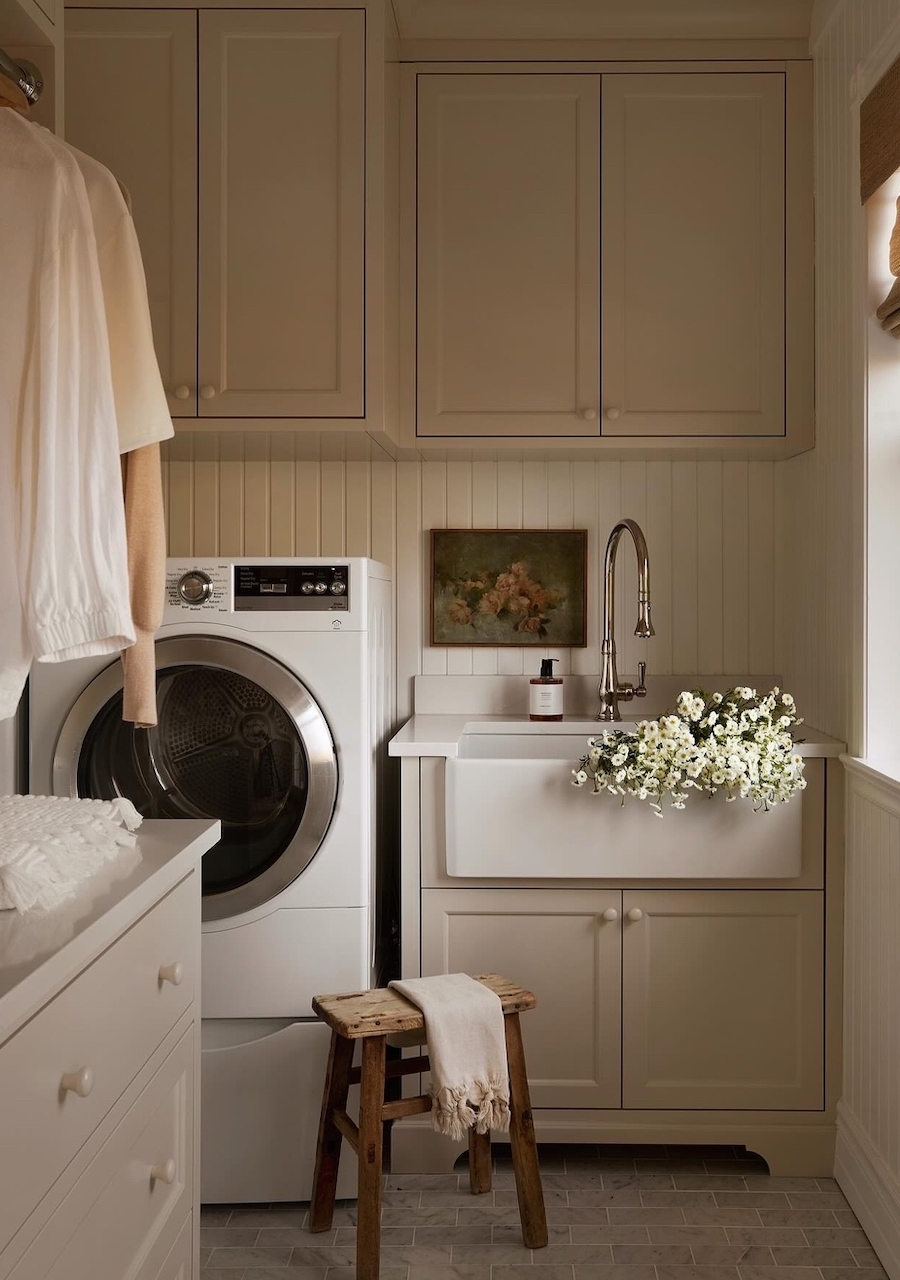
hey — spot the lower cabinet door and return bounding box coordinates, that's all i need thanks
[421,888,621,1109]
[622,889,824,1111]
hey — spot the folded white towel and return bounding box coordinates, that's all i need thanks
[0,794,142,914]
[389,973,511,1141]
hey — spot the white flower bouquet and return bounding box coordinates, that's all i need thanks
[572,687,806,816]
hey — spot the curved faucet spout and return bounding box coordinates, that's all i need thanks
[597,518,654,721]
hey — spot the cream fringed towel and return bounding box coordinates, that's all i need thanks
[389,973,511,1141]
[0,795,142,914]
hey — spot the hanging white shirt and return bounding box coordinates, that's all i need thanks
[0,110,134,721]
[60,141,174,454]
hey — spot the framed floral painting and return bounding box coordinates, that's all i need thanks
[430,529,587,646]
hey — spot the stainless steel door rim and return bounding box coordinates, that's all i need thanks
[52,635,339,922]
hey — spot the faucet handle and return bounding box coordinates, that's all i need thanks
[635,661,648,697]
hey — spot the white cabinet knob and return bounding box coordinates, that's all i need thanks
[626,908,644,922]
[61,1066,94,1098]
[601,907,619,922]
[605,407,621,421]
[158,961,183,987]
[172,385,191,400]
[200,385,217,400]
[580,407,598,421]
[150,1159,176,1185]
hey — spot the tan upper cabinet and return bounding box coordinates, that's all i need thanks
[66,8,365,421]
[66,9,198,418]
[601,73,785,438]
[411,63,813,453]
[198,10,364,418]
[416,74,601,437]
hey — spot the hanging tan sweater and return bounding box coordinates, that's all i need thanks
[121,445,165,728]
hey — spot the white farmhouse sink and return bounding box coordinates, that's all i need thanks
[445,726,803,879]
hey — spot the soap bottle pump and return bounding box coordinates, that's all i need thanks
[529,658,564,722]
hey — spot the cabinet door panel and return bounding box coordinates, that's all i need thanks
[601,73,785,437]
[199,10,364,418]
[622,889,823,1110]
[422,889,621,1109]
[416,74,600,436]
[66,10,198,418]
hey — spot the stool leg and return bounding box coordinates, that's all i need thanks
[468,1128,492,1194]
[310,1031,355,1233]
[357,1035,387,1280]
[504,1012,548,1249]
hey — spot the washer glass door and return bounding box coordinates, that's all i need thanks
[61,637,338,921]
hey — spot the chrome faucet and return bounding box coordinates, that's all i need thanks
[597,518,654,721]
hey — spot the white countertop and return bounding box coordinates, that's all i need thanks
[0,818,220,1042]
[388,715,847,758]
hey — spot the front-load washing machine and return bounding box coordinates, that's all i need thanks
[29,557,393,1203]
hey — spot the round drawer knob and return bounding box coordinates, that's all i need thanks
[626,908,644,922]
[580,407,598,421]
[601,907,618,922]
[158,961,183,987]
[61,1066,94,1098]
[172,385,191,400]
[605,406,622,421]
[200,385,217,400]
[150,1159,177,1185]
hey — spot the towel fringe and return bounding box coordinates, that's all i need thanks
[431,1076,511,1142]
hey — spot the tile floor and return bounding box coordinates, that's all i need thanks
[199,1143,883,1280]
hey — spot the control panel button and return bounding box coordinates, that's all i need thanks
[301,582,315,594]
[330,581,346,594]
[314,582,328,594]
[179,570,213,604]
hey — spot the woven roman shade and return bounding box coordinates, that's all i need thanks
[861,56,900,335]
[861,53,900,203]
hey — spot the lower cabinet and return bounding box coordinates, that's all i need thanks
[421,886,824,1113]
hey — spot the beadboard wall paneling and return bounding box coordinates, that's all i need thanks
[784,0,900,749]
[837,766,900,1280]
[162,436,778,720]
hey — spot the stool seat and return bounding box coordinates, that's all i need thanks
[312,973,537,1038]
[309,972,548,1280]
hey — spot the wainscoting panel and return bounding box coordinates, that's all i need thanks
[838,764,900,1280]
[162,435,779,720]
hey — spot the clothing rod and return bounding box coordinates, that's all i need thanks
[0,46,43,104]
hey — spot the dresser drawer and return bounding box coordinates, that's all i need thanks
[0,873,197,1249]
[7,1025,194,1280]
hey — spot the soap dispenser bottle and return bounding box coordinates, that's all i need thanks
[529,658,563,721]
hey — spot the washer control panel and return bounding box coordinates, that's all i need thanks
[166,564,230,611]
[233,564,350,611]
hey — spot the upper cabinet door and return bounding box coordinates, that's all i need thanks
[416,74,601,437]
[601,73,786,438]
[66,9,198,418]
[198,10,365,419]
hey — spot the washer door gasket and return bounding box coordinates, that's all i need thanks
[53,635,339,922]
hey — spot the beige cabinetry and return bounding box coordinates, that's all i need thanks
[422,888,621,1109]
[66,7,366,422]
[411,63,812,453]
[620,889,823,1110]
[0,834,210,1280]
[422,885,823,1115]
[66,9,198,419]
[394,753,842,1176]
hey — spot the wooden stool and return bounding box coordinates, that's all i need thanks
[309,973,548,1280]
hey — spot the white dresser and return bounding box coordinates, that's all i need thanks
[0,819,219,1280]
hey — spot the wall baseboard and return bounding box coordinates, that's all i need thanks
[835,1101,900,1280]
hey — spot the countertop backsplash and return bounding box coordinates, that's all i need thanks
[413,673,786,720]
